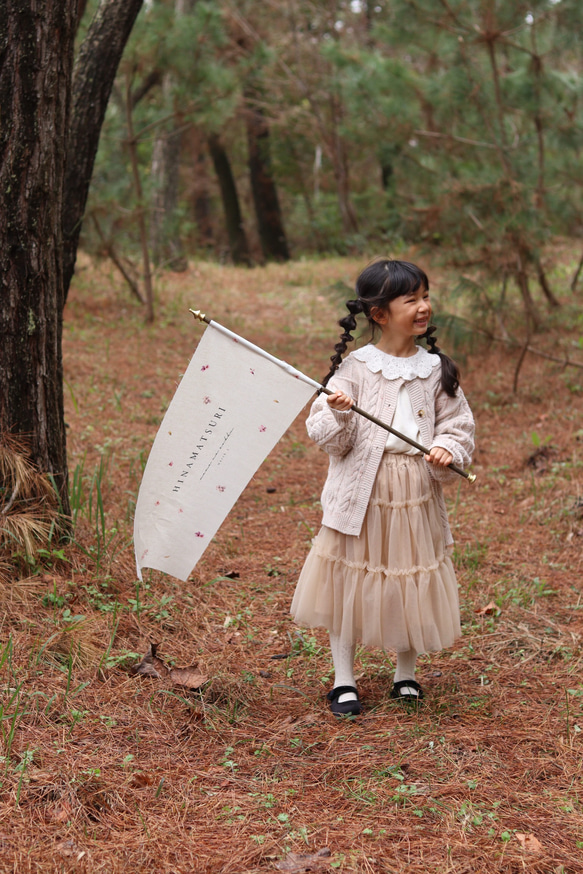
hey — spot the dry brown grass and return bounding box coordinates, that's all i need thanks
[0,252,582,873]
[0,434,62,565]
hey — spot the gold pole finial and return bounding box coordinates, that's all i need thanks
[467,473,477,484]
[189,308,207,323]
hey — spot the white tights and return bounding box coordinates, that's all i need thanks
[330,632,417,701]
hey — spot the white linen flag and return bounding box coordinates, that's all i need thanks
[134,321,318,581]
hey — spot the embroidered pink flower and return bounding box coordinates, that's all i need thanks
[201,365,209,371]
[169,461,174,467]
[216,485,226,492]
[155,500,160,506]
[203,396,211,404]
[250,368,255,375]
[195,531,204,538]
[259,425,267,433]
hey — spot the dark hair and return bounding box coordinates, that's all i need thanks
[322,258,460,397]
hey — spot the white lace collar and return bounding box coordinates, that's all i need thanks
[351,344,440,380]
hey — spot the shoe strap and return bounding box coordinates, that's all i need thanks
[393,680,422,694]
[327,685,358,702]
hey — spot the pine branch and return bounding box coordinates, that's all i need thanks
[462,320,583,371]
[413,130,497,150]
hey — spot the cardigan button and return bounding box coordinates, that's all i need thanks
[417,409,425,417]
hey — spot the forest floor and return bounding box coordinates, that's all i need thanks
[1,251,583,873]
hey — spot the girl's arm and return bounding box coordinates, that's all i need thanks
[305,361,359,456]
[429,382,475,481]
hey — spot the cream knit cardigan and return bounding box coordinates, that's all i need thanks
[307,347,475,546]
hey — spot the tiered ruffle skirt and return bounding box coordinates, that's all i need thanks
[290,454,460,653]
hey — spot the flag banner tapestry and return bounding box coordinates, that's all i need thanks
[134,322,316,581]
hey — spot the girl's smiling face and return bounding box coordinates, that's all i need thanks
[373,285,432,342]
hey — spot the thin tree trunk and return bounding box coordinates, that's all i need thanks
[191,141,214,247]
[207,134,252,266]
[571,251,583,292]
[332,139,359,235]
[330,98,359,235]
[512,329,532,394]
[125,77,155,323]
[536,257,560,308]
[63,0,144,301]
[246,102,290,262]
[148,0,191,271]
[150,121,187,270]
[92,213,145,304]
[515,246,540,331]
[0,0,79,513]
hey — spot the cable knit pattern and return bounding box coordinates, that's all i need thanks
[306,350,475,543]
[352,344,440,380]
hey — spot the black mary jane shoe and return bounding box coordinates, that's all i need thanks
[327,685,362,717]
[390,679,424,702]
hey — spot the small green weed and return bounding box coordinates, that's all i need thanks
[453,541,488,572]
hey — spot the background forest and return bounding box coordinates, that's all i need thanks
[85,0,583,327]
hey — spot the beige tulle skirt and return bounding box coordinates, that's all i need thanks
[290,453,460,653]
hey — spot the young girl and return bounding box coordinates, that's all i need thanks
[290,258,475,716]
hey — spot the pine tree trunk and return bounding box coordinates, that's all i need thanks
[330,124,359,235]
[536,257,560,309]
[207,134,252,266]
[149,0,191,271]
[0,0,79,512]
[246,104,290,262]
[515,245,540,331]
[63,0,144,301]
[150,121,187,271]
[191,140,214,248]
[0,0,142,513]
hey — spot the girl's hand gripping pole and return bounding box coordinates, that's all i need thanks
[189,309,476,484]
[319,386,476,483]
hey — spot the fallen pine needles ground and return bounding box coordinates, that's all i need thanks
[1,254,582,873]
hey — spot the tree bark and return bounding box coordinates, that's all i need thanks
[536,257,560,309]
[149,0,193,272]
[0,0,142,515]
[63,0,144,301]
[149,107,187,271]
[207,134,252,266]
[125,77,155,323]
[246,103,290,262]
[515,244,540,332]
[191,138,214,248]
[0,0,79,512]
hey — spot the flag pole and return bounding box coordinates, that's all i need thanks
[189,310,476,483]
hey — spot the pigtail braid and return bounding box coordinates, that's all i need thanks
[321,298,363,386]
[423,325,460,397]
